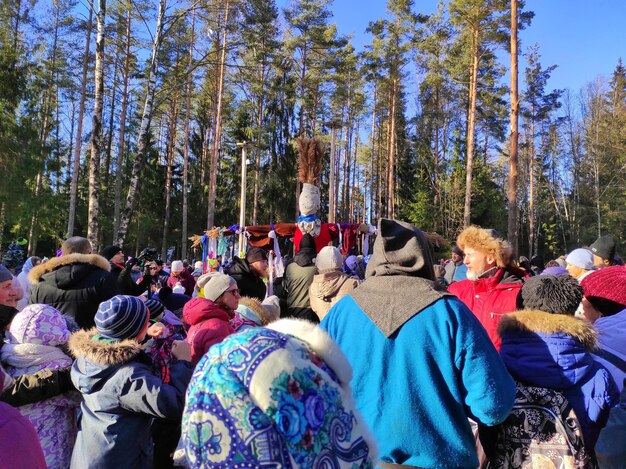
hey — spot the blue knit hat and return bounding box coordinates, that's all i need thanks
[95,295,148,340]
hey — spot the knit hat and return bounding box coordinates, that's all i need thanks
[196,272,236,302]
[590,235,617,261]
[145,298,165,321]
[245,247,267,264]
[316,246,343,272]
[452,245,464,256]
[566,248,595,270]
[8,304,70,346]
[181,320,377,468]
[95,295,149,341]
[0,265,12,283]
[100,245,122,261]
[171,260,184,273]
[521,275,583,315]
[581,266,626,315]
[540,266,568,276]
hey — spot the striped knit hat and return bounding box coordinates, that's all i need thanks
[95,295,148,340]
[145,298,165,321]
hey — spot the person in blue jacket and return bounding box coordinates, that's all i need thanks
[498,274,619,451]
[321,219,516,468]
[68,295,193,468]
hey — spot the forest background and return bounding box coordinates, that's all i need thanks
[0,0,625,262]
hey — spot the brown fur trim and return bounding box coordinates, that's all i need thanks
[497,310,597,350]
[68,328,143,366]
[29,253,111,283]
[457,225,512,268]
[238,296,276,325]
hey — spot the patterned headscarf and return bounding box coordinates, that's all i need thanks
[181,319,377,468]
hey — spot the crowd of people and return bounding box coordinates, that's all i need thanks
[0,224,624,468]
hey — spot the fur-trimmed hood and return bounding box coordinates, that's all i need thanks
[237,296,276,326]
[499,310,605,392]
[29,253,110,284]
[498,309,597,350]
[68,328,142,367]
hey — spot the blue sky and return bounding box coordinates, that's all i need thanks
[280,0,626,93]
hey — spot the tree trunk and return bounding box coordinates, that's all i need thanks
[507,0,519,257]
[87,0,107,252]
[116,0,166,247]
[181,8,195,259]
[113,4,131,242]
[67,0,94,237]
[103,52,119,197]
[463,27,480,227]
[206,0,230,230]
[528,105,535,258]
[162,96,178,261]
[328,126,337,223]
[387,78,398,219]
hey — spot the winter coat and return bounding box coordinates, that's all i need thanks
[309,270,360,321]
[16,257,37,311]
[224,257,266,300]
[182,297,234,364]
[448,267,525,350]
[28,254,118,329]
[109,262,151,296]
[166,269,196,296]
[498,309,620,449]
[444,260,467,285]
[282,260,317,321]
[595,379,626,468]
[1,304,80,469]
[592,308,626,392]
[68,328,192,469]
[0,364,47,469]
[322,294,515,468]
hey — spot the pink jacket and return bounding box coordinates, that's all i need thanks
[183,297,234,364]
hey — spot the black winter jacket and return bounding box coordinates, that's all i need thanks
[224,257,266,300]
[28,254,119,329]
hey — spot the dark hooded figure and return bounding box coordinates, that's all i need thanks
[282,234,318,322]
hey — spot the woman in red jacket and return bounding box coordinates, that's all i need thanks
[182,273,239,364]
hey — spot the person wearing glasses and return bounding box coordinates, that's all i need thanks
[182,273,239,364]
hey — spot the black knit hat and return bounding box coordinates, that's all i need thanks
[521,274,583,315]
[100,245,122,260]
[590,235,616,261]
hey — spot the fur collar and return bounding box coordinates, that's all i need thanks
[29,253,111,283]
[68,328,143,366]
[498,309,597,350]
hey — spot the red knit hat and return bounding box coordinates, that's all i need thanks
[581,266,626,314]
